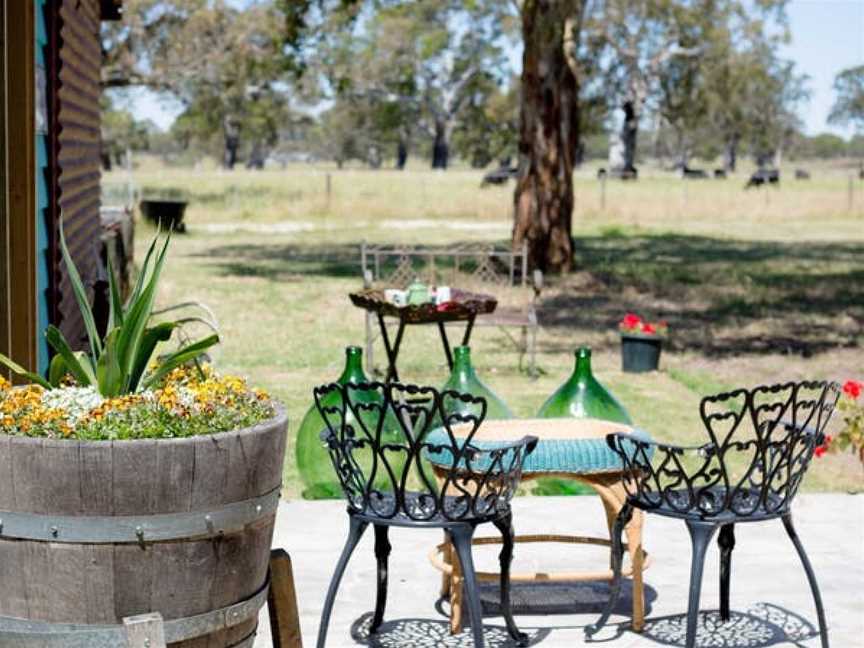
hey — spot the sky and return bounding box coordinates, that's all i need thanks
[128,0,864,137]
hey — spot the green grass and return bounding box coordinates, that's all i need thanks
[113,160,864,497]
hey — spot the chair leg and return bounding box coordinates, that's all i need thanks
[586,502,633,636]
[492,513,528,646]
[371,524,392,634]
[450,525,485,648]
[718,523,735,622]
[684,520,718,648]
[782,513,829,648]
[316,516,369,648]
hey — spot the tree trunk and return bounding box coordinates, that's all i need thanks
[512,1,580,274]
[724,133,739,172]
[621,100,638,172]
[396,140,407,170]
[431,119,449,169]
[223,116,240,170]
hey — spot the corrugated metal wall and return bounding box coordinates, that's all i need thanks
[50,0,103,350]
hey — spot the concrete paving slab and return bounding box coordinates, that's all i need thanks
[257,494,864,647]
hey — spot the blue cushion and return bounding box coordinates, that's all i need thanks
[424,424,653,475]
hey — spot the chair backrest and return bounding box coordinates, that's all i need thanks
[611,380,841,518]
[361,242,529,290]
[313,381,536,523]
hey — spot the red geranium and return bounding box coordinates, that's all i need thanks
[619,313,667,336]
[843,380,862,400]
[621,313,642,329]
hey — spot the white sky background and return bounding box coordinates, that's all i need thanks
[127,0,864,137]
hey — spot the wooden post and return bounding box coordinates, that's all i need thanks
[600,174,606,211]
[325,172,332,208]
[268,549,303,648]
[848,175,854,211]
[124,612,167,648]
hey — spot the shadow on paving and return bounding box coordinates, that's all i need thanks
[348,602,818,647]
[192,233,863,357]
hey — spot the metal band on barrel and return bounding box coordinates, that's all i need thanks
[0,486,280,544]
[0,577,268,646]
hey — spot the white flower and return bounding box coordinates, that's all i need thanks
[41,387,104,424]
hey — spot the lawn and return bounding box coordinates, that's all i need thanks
[105,160,864,496]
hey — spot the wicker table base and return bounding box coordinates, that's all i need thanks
[427,419,650,636]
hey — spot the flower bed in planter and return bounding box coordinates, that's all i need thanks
[0,225,288,646]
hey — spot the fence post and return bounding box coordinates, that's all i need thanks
[600,174,606,211]
[124,612,167,648]
[848,175,854,211]
[268,549,304,648]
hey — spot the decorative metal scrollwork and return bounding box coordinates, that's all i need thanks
[607,380,841,519]
[313,381,537,523]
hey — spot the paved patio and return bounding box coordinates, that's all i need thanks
[257,494,864,647]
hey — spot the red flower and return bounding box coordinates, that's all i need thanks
[814,445,827,458]
[842,380,862,400]
[621,313,642,330]
[642,322,656,334]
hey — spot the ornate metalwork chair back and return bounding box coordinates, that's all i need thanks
[313,381,534,524]
[611,380,840,518]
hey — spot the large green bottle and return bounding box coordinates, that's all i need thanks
[537,347,632,423]
[535,347,631,495]
[296,346,403,499]
[440,346,513,421]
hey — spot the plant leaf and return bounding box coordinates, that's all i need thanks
[126,224,164,307]
[141,334,219,389]
[106,254,124,331]
[48,354,68,388]
[0,353,52,388]
[45,325,97,387]
[116,233,171,391]
[127,322,175,393]
[58,219,102,360]
[96,328,124,397]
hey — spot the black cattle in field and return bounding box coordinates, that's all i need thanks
[745,168,780,188]
[599,166,638,180]
[795,169,811,180]
[714,169,727,179]
[681,167,709,179]
[480,166,517,187]
[597,167,607,179]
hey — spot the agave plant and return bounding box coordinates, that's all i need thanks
[0,223,219,397]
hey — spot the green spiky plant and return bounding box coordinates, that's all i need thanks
[0,223,218,396]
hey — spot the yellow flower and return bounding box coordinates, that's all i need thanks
[0,376,10,391]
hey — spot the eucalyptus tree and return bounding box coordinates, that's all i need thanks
[102,0,290,167]
[829,65,864,133]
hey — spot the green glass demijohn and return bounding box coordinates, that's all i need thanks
[295,346,403,500]
[537,346,632,423]
[440,346,513,421]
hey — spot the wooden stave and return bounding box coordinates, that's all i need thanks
[0,407,288,648]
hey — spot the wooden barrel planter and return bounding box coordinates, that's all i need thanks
[139,199,188,232]
[0,406,288,647]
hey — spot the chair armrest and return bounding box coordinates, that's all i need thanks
[606,430,714,456]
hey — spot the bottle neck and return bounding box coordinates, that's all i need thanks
[572,348,593,382]
[338,347,366,383]
[451,347,477,382]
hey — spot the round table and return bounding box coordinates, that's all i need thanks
[427,418,650,635]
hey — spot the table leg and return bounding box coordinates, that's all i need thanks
[592,478,646,633]
[378,313,405,383]
[461,314,476,346]
[437,321,454,370]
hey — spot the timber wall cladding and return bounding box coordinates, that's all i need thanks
[52,0,103,349]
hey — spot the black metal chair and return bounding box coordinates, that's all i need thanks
[588,380,841,648]
[313,381,538,648]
